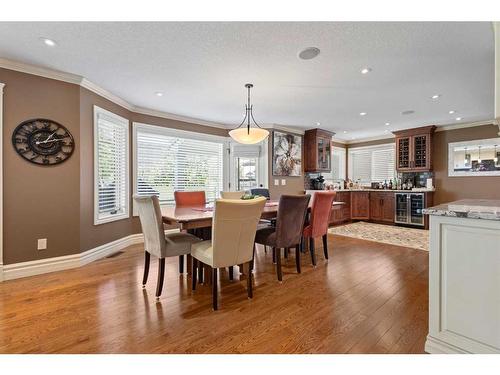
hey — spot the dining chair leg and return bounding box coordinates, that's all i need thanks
[247,262,253,299]
[309,237,317,267]
[300,237,306,253]
[264,245,267,254]
[272,247,276,264]
[156,258,166,299]
[238,264,244,274]
[322,234,329,260]
[284,248,289,259]
[142,251,150,287]
[198,261,204,284]
[229,266,234,281]
[212,268,218,311]
[178,255,184,274]
[192,258,198,291]
[187,254,192,276]
[251,244,257,272]
[295,245,301,274]
[276,248,283,282]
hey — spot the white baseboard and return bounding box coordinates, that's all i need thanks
[0,229,178,282]
[424,335,470,354]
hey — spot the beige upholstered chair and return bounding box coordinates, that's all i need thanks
[220,191,245,199]
[134,195,201,300]
[191,197,267,310]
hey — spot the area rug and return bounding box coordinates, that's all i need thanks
[328,222,429,251]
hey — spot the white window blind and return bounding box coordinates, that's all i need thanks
[94,106,130,224]
[135,126,225,205]
[348,143,395,183]
[331,147,346,181]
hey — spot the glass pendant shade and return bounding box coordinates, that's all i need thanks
[229,127,269,145]
[229,83,269,145]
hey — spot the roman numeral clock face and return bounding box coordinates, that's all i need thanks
[12,119,75,165]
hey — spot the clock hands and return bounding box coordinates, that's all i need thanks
[36,132,64,145]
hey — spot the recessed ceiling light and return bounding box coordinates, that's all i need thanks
[456,117,462,121]
[359,112,367,116]
[401,110,415,115]
[39,37,57,47]
[385,122,390,126]
[384,129,389,133]
[343,131,348,134]
[298,47,321,60]
[449,110,456,114]
[316,122,321,126]
[431,94,441,100]
[361,67,372,74]
[155,92,164,97]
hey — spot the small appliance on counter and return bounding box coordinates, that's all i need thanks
[310,174,325,190]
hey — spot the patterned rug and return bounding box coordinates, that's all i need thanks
[328,222,429,251]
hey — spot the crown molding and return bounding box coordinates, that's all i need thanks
[265,124,305,135]
[345,133,394,145]
[80,78,134,111]
[0,57,82,85]
[434,119,494,132]
[133,106,228,129]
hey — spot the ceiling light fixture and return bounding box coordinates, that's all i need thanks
[343,131,348,134]
[385,122,390,126]
[40,37,57,47]
[359,112,367,116]
[316,122,321,126]
[456,117,462,121]
[361,67,372,74]
[431,94,441,100]
[449,110,456,114]
[229,83,269,145]
[155,92,164,97]
[298,47,321,60]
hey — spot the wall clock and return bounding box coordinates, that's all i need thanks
[12,119,75,165]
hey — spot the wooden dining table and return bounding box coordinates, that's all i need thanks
[161,200,345,230]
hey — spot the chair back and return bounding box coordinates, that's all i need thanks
[309,191,336,237]
[211,197,267,268]
[220,191,245,199]
[174,191,206,206]
[275,194,311,248]
[250,188,270,200]
[134,195,166,258]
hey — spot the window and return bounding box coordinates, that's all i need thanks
[348,143,395,183]
[331,147,346,181]
[230,143,267,191]
[94,106,130,225]
[133,123,226,207]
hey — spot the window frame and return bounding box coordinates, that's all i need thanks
[347,143,396,184]
[331,146,347,182]
[93,106,130,225]
[132,122,230,215]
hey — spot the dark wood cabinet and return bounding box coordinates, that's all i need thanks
[370,192,394,223]
[304,128,335,172]
[351,192,370,220]
[393,126,436,172]
[330,191,351,224]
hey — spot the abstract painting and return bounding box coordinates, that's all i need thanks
[272,131,302,176]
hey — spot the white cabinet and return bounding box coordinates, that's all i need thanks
[426,215,500,354]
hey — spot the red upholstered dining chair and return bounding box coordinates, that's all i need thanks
[173,191,207,274]
[174,191,206,206]
[302,191,336,266]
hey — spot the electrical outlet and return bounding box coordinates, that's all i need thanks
[274,179,279,186]
[37,238,47,250]
[281,179,286,186]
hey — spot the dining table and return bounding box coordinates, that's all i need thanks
[161,200,345,230]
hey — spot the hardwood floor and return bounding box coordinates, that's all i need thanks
[0,234,429,354]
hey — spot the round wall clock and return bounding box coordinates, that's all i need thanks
[12,119,75,166]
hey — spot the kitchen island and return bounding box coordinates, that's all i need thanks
[423,200,500,354]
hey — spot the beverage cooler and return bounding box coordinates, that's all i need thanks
[395,193,425,227]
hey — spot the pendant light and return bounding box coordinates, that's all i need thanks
[229,83,269,144]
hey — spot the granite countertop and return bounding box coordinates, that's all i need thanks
[306,189,435,193]
[423,199,500,221]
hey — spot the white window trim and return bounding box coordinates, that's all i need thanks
[93,106,130,225]
[132,122,230,215]
[331,146,347,181]
[0,82,4,281]
[228,138,269,191]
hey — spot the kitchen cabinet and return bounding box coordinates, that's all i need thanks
[351,191,370,220]
[393,125,436,172]
[370,192,394,223]
[304,128,335,172]
[330,191,351,224]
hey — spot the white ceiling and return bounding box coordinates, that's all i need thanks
[0,22,494,140]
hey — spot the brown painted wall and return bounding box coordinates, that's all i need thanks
[433,124,500,204]
[1,68,80,264]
